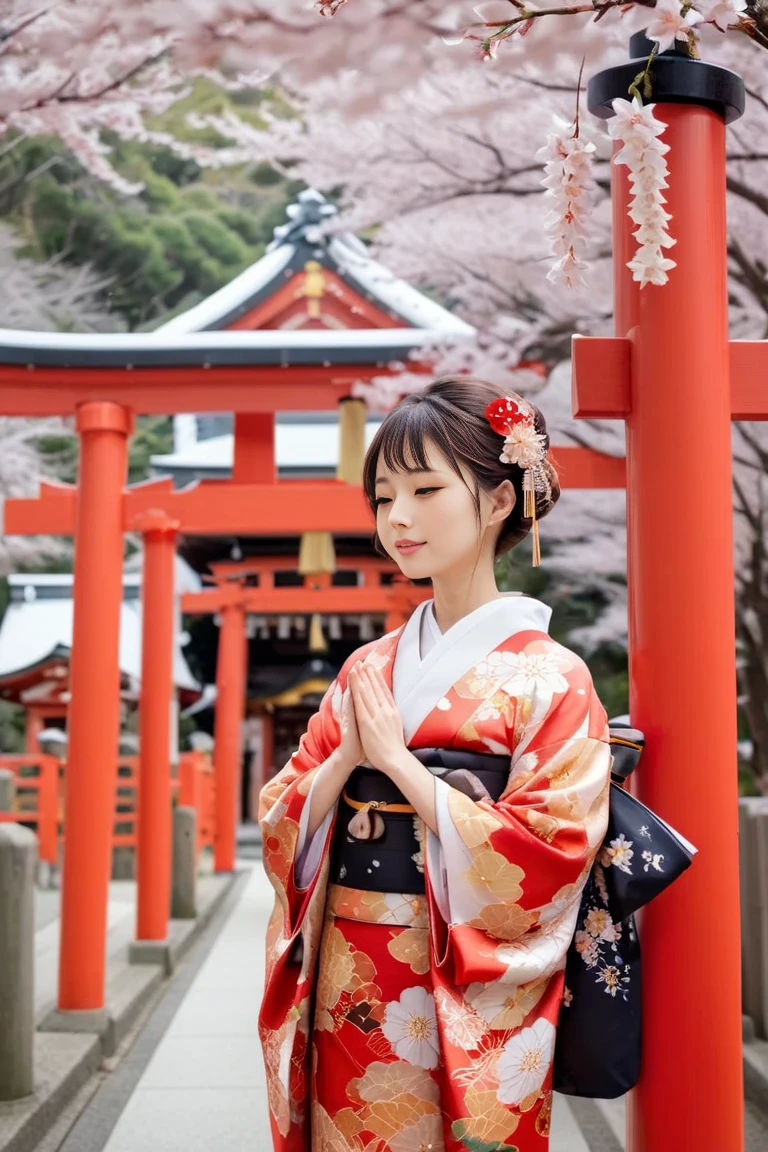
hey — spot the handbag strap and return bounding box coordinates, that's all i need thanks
[608,722,645,783]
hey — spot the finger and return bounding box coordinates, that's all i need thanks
[346,691,361,734]
[342,688,356,726]
[373,665,396,706]
[363,665,388,708]
[350,671,374,719]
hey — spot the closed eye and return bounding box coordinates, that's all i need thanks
[374,487,440,508]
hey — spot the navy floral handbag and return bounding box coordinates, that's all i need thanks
[553,723,696,1098]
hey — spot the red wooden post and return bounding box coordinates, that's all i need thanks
[135,511,179,942]
[178,752,198,810]
[24,710,44,753]
[260,712,275,792]
[212,601,248,872]
[37,754,59,868]
[58,401,131,1012]
[233,413,276,483]
[585,39,745,1151]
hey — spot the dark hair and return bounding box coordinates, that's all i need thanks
[362,375,560,558]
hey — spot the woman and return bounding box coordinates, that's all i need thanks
[258,377,611,1151]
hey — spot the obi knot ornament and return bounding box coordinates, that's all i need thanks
[485,396,550,566]
[553,722,697,1099]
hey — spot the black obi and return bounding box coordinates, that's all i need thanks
[329,748,510,894]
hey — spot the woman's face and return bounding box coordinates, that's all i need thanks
[374,439,512,584]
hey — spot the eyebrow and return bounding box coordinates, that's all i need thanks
[375,469,440,485]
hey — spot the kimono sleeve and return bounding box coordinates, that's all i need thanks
[425,653,611,985]
[258,675,342,940]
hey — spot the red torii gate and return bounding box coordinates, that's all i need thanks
[0,328,426,1019]
[0,43,760,1150]
[571,33,760,1152]
[0,325,622,1031]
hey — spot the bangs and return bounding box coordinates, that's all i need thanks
[363,399,465,510]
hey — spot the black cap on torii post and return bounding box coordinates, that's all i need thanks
[587,31,745,122]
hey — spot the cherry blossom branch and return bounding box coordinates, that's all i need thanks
[728,239,768,318]
[52,49,169,108]
[0,5,55,51]
[473,0,638,40]
[727,171,768,216]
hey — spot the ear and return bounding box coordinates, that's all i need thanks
[488,479,516,525]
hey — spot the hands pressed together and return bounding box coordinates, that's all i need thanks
[338,662,408,778]
[315,660,437,838]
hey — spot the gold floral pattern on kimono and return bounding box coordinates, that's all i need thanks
[258,596,612,1151]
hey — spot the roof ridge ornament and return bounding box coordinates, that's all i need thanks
[267,188,338,252]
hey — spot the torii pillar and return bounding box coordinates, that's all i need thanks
[212,596,248,873]
[573,37,747,1151]
[134,510,179,944]
[58,402,132,1012]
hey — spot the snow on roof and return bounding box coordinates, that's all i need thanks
[153,417,384,473]
[0,325,465,367]
[7,572,139,588]
[0,575,198,691]
[327,234,473,335]
[154,189,473,337]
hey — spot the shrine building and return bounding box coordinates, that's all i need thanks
[147,189,473,804]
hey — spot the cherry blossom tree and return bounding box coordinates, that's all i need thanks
[213,9,766,782]
[0,220,121,572]
[4,0,768,780]
[1,1,765,191]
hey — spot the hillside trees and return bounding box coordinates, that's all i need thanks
[0,78,301,328]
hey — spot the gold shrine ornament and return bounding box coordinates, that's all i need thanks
[298,531,336,576]
[302,259,326,319]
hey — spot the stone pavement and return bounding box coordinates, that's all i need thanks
[42,862,768,1152]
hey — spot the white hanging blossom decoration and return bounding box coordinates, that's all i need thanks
[537,118,595,290]
[608,97,676,288]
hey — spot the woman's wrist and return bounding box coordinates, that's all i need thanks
[327,747,357,780]
[380,748,418,781]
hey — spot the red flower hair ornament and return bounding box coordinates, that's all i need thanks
[485,396,550,566]
[485,397,547,469]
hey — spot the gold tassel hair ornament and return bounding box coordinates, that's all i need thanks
[485,397,550,568]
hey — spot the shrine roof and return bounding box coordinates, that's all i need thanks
[156,189,473,336]
[0,325,464,368]
[0,572,199,692]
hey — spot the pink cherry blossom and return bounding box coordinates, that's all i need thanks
[692,0,747,31]
[645,0,704,53]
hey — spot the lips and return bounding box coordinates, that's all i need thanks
[394,540,425,555]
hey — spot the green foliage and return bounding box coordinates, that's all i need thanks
[127,416,174,483]
[36,415,173,487]
[0,79,300,329]
[0,700,25,753]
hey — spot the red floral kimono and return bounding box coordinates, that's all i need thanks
[258,595,611,1151]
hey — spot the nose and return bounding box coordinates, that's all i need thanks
[388,495,413,530]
